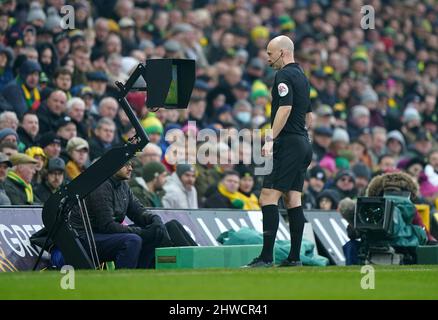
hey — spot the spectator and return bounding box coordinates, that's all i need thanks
[1,60,41,118]
[132,143,163,178]
[141,114,163,145]
[369,127,387,165]
[352,163,372,196]
[0,141,18,158]
[316,189,340,210]
[130,161,167,208]
[205,170,242,209]
[85,71,108,103]
[38,132,61,159]
[0,152,12,205]
[406,130,433,161]
[314,105,334,129]
[53,67,73,100]
[37,42,59,80]
[0,111,19,131]
[347,105,371,141]
[71,45,91,87]
[0,128,18,147]
[96,96,119,122]
[377,154,397,175]
[25,146,47,185]
[236,167,260,210]
[162,164,198,209]
[4,153,40,205]
[89,117,116,161]
[386,130,406,162]
[307,165,326,205]
[425,149,438,187]
[54,116,77,149]
[0,44,14,91]
[34,157,65,203]
[65,137,89,181]
[37,89,67,135]
[66,97,88,139]
[17,112,39,150]
[312,126,333,161]
[331,170,358,200]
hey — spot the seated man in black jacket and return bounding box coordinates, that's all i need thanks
[70,160,172,269]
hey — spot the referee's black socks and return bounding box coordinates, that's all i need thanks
[287,206,305,262]
[260,204,279,262]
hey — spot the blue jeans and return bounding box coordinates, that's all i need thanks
[80,223,172,269]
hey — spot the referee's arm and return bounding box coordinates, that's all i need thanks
[272,105,292,139]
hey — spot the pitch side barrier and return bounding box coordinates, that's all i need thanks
[0,207,349,272]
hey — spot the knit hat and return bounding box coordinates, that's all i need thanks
[44,7,62,31]
[352,163,371,180]
[27,2,47,24]
[316,189,341,209]
[251,88,269,101]
[278,15,295,32]
[141,114,163,135]
[335,169,356,183]
[361,88,378,104]
[250,26,269,41]
[176,164,195,178]
[0,128,17,142]
[335,157,350,170]
[309,165,326,182]
[47,157,65,172]
[142,161,166,182]
[387,130,406,148]
[351,105,370,119]
[39,132,61,148]
[332,127,350,144]
[403,107,421,123]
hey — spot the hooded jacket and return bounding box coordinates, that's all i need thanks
[162,172,198,209]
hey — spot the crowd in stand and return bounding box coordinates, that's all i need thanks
[0,0,437,215]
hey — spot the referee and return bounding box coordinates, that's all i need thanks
[246,36,313,267]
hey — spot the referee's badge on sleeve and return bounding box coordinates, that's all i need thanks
[278,83,289,97]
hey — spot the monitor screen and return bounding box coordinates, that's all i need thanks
[164,65,178,106]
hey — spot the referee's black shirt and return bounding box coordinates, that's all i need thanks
[271,62,311,137]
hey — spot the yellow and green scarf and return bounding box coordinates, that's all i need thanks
[7,171,34,204]
[21,83,41,111]
[218,183,260,210]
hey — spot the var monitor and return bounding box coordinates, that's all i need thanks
[131,58,195,110]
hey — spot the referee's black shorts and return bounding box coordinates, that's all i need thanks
[262,133,313,193]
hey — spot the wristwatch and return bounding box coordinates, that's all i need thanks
[265,136,274,142]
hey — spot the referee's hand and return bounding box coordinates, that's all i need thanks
[262,141,273,157]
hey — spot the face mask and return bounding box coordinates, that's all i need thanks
[236,111,251,124]
[252,115,266,127]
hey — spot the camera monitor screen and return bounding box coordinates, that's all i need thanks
[164,65,178,106]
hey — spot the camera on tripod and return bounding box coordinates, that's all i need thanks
[353,191,413,265]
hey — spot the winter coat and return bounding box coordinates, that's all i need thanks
[129,177,163,208]
[162,173,198,209]
[70,176,161,236]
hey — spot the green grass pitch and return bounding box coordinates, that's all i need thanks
[1,265,438,300]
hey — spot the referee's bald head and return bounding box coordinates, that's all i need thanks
[269,35,295,53]
[267,35,295,69]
